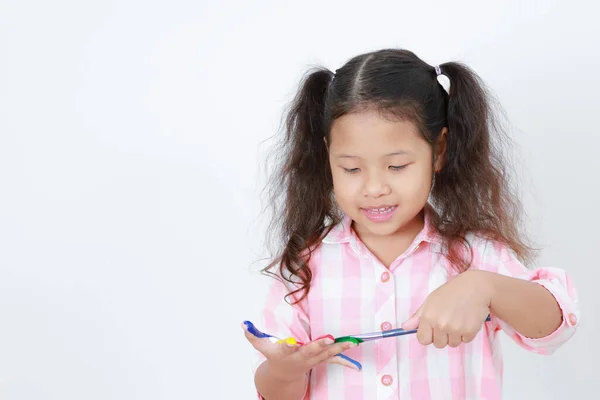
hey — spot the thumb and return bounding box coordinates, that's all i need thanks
[402,304,424,330]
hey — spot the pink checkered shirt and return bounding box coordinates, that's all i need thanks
[255,210,579,399]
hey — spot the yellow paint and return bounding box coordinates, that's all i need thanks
[276,337,297,345]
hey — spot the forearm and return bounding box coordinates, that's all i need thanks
[483,270,563,338]
[255,361,308,400]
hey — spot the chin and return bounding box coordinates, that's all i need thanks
[359,218,403,236]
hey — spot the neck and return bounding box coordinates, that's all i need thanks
[352,210,426,267]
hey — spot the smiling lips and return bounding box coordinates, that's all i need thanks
[361,205,397,222]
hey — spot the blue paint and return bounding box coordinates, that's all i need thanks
[243,320,273,339]
[337,353,363,371]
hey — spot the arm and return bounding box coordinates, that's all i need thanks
[478,240,579,354]
[255,361,308,400]
[401,239,579,352]
[483,270,563,338]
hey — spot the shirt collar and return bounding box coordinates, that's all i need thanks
[322,204,442,245]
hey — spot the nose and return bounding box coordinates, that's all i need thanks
[364,170,391,198]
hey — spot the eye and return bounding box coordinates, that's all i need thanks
[343,168,360,174]
[389,165,408,171]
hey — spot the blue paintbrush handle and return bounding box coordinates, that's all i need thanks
[378,315,492,340]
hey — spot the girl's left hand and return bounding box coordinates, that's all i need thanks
[401,270,493,348]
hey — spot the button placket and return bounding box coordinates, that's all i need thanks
[373,260,398,396]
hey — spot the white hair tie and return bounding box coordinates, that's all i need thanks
[434,65,450,94]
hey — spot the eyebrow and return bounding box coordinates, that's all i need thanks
[335,151,409,159]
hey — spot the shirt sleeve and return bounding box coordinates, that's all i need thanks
[253,274,311,399]
[477,239,580,355]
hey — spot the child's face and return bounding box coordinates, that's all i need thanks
[328,109,443,238]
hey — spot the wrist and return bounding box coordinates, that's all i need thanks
[470,269,498,309]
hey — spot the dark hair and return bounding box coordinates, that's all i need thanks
[264,48,534,303]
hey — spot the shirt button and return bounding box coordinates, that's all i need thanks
[381,374,393,386]
[568,313,578,325]
[381,321,392,331]
[381,271,390,282]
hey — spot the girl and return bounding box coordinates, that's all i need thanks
[242,49,579,400]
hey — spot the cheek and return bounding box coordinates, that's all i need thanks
[332,174,351,194]
[392,165,433,196]
[331,171,361,203]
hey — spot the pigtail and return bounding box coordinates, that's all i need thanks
[263,67,338,303]
[431,62,533,268]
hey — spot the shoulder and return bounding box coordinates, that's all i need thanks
[459,231,533,278]
[263,236,331,291]
[267,219,352,284]
[463,231,521,265]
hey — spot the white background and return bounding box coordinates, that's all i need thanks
[1,0,598,398]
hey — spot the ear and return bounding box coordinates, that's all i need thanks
[433,127,448,173]
[323,136,329,151]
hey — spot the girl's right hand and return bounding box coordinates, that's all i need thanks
[242,324,360,382]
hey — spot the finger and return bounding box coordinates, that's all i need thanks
[402,303,425,330]
[433,329,448,349]
[416,320,433,346]
[461,332,477,343]
[242,324,264,348]
[241,324,296,356]
[294,337,334,360]
[448,333,462,348]
[310,342,356,365]
[277,345,300,361]
[326,354,362,371]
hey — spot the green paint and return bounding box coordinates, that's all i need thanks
[334,336,363,344]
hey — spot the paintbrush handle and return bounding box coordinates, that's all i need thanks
[357,315,492,341]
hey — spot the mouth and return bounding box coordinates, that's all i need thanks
[361,205,398,222]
